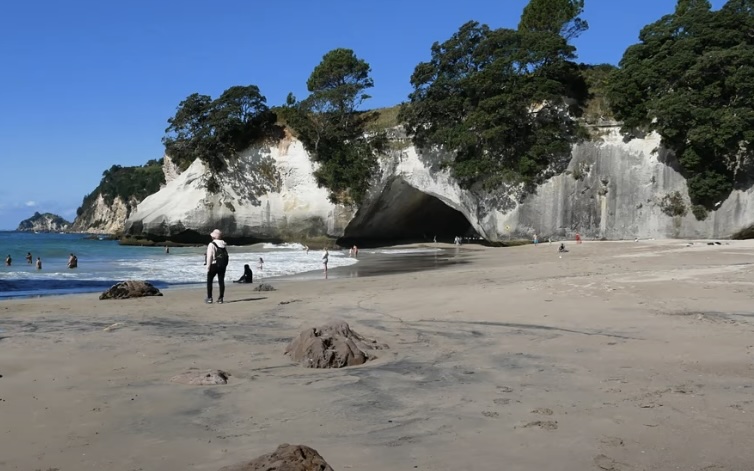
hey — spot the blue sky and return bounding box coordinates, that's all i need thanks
[0,0,726,230]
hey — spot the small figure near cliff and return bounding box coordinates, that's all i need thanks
[322,248,329,277]
[26,252,32,264]
[5,254,11,266]
[205,229,228,304]
[67,253,78,269]
[258,257,264,271]
[304,245,310,255]
[575,233,582,244]
[533,233,539,245]
[352,245,358,258]
[165,245,170,254]
[233,264,253,284]
[559,243,568,253]
[36,257,42,270]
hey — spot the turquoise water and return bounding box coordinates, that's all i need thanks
[0,231,357,298]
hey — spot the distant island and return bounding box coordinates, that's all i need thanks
[17,212,71,232]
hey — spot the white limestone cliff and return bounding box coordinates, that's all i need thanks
[70,193,135,234]
[123,127,754,243]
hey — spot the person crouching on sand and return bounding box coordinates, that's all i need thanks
[233,264,253,284]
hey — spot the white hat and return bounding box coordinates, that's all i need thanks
[210,229,222,239]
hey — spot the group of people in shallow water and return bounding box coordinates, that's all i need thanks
[4,252,77,270]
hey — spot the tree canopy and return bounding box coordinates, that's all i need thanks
[399,19,588,189]
[608,0,754,210]
[163,85,278,176]
[518,0,588,40]
[282,48,382,205]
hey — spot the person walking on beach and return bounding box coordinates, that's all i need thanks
[26,252,32,264]
[322,248,329,276]
[36,257,42,270]
[5,254,11,266]
[533,233,539,245]
[67,253,78,268]
[204,229,228,304]
[258,257,264,271]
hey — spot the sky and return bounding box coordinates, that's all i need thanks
[0,0,727,230]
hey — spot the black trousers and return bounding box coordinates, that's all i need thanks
[207,264,226,299]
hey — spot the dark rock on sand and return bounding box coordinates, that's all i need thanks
[254,283,276,292]
[219,443,333,471]
[99,280,163,300]
[170,369,230,385]
[285,320,386,368]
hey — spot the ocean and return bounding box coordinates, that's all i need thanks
[0,231,362,299]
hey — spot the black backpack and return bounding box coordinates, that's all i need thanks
[211,242,229,268]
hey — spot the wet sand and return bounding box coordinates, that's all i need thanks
[1,240,754,470]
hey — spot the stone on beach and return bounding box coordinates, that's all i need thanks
[218,443,334,471]
[99,280,163,300]
[170,369,230,386]
[285,320,386,368]
[254,283,276,292]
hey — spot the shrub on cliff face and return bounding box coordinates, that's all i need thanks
[162,85,281,179]
[281,48,383,205]
[608,0,754,209]
[76,160,165,219]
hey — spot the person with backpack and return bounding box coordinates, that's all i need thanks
[205,229,228,304]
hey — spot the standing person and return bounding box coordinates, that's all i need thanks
[26,252,32,264]
[5,254,11,266]
[322,248,329,277]
[353,245,358,258]
[165,245,170,254]
[204,229,229,304]
[36,257,42,270]
[67,253,78,268]
[258,257,264,271]
[533,233,539,245]
[575,233,582,244]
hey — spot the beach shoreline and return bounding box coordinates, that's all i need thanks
[2,239,754,470]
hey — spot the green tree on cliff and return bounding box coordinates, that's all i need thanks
[163,85,278,177]
[282,48,382,205]
[518,0,588,40]
[608,0,754,210]
[399,13,587,189]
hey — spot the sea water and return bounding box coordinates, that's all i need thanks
[0,232,358,298]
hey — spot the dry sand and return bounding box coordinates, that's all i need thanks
[1,240,754,471]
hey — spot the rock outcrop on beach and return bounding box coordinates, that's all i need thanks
[120,126,754,243]
[285,320,385,368]
[99,280,163,300]
[218,443,334,471]
[16,212,70,232]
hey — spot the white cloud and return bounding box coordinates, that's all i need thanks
[25,201,37,207]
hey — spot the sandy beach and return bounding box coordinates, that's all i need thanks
[2,240,754,471]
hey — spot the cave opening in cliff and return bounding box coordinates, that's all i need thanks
[339,179,478,247]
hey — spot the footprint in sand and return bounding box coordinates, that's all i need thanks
[521,420,558,430]
[600,436,625,447]
[594,454,622,470]
[497,386,514,393]
[482,411,500,418]
[493,398,512,406]
[531,407,554,415]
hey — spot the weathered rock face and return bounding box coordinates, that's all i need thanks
[99,280,163,300]
[123,136,353,243]
[219,443,334,471]
[16,212,70,232]
[123,126,754,242]
[70,193,136,234]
